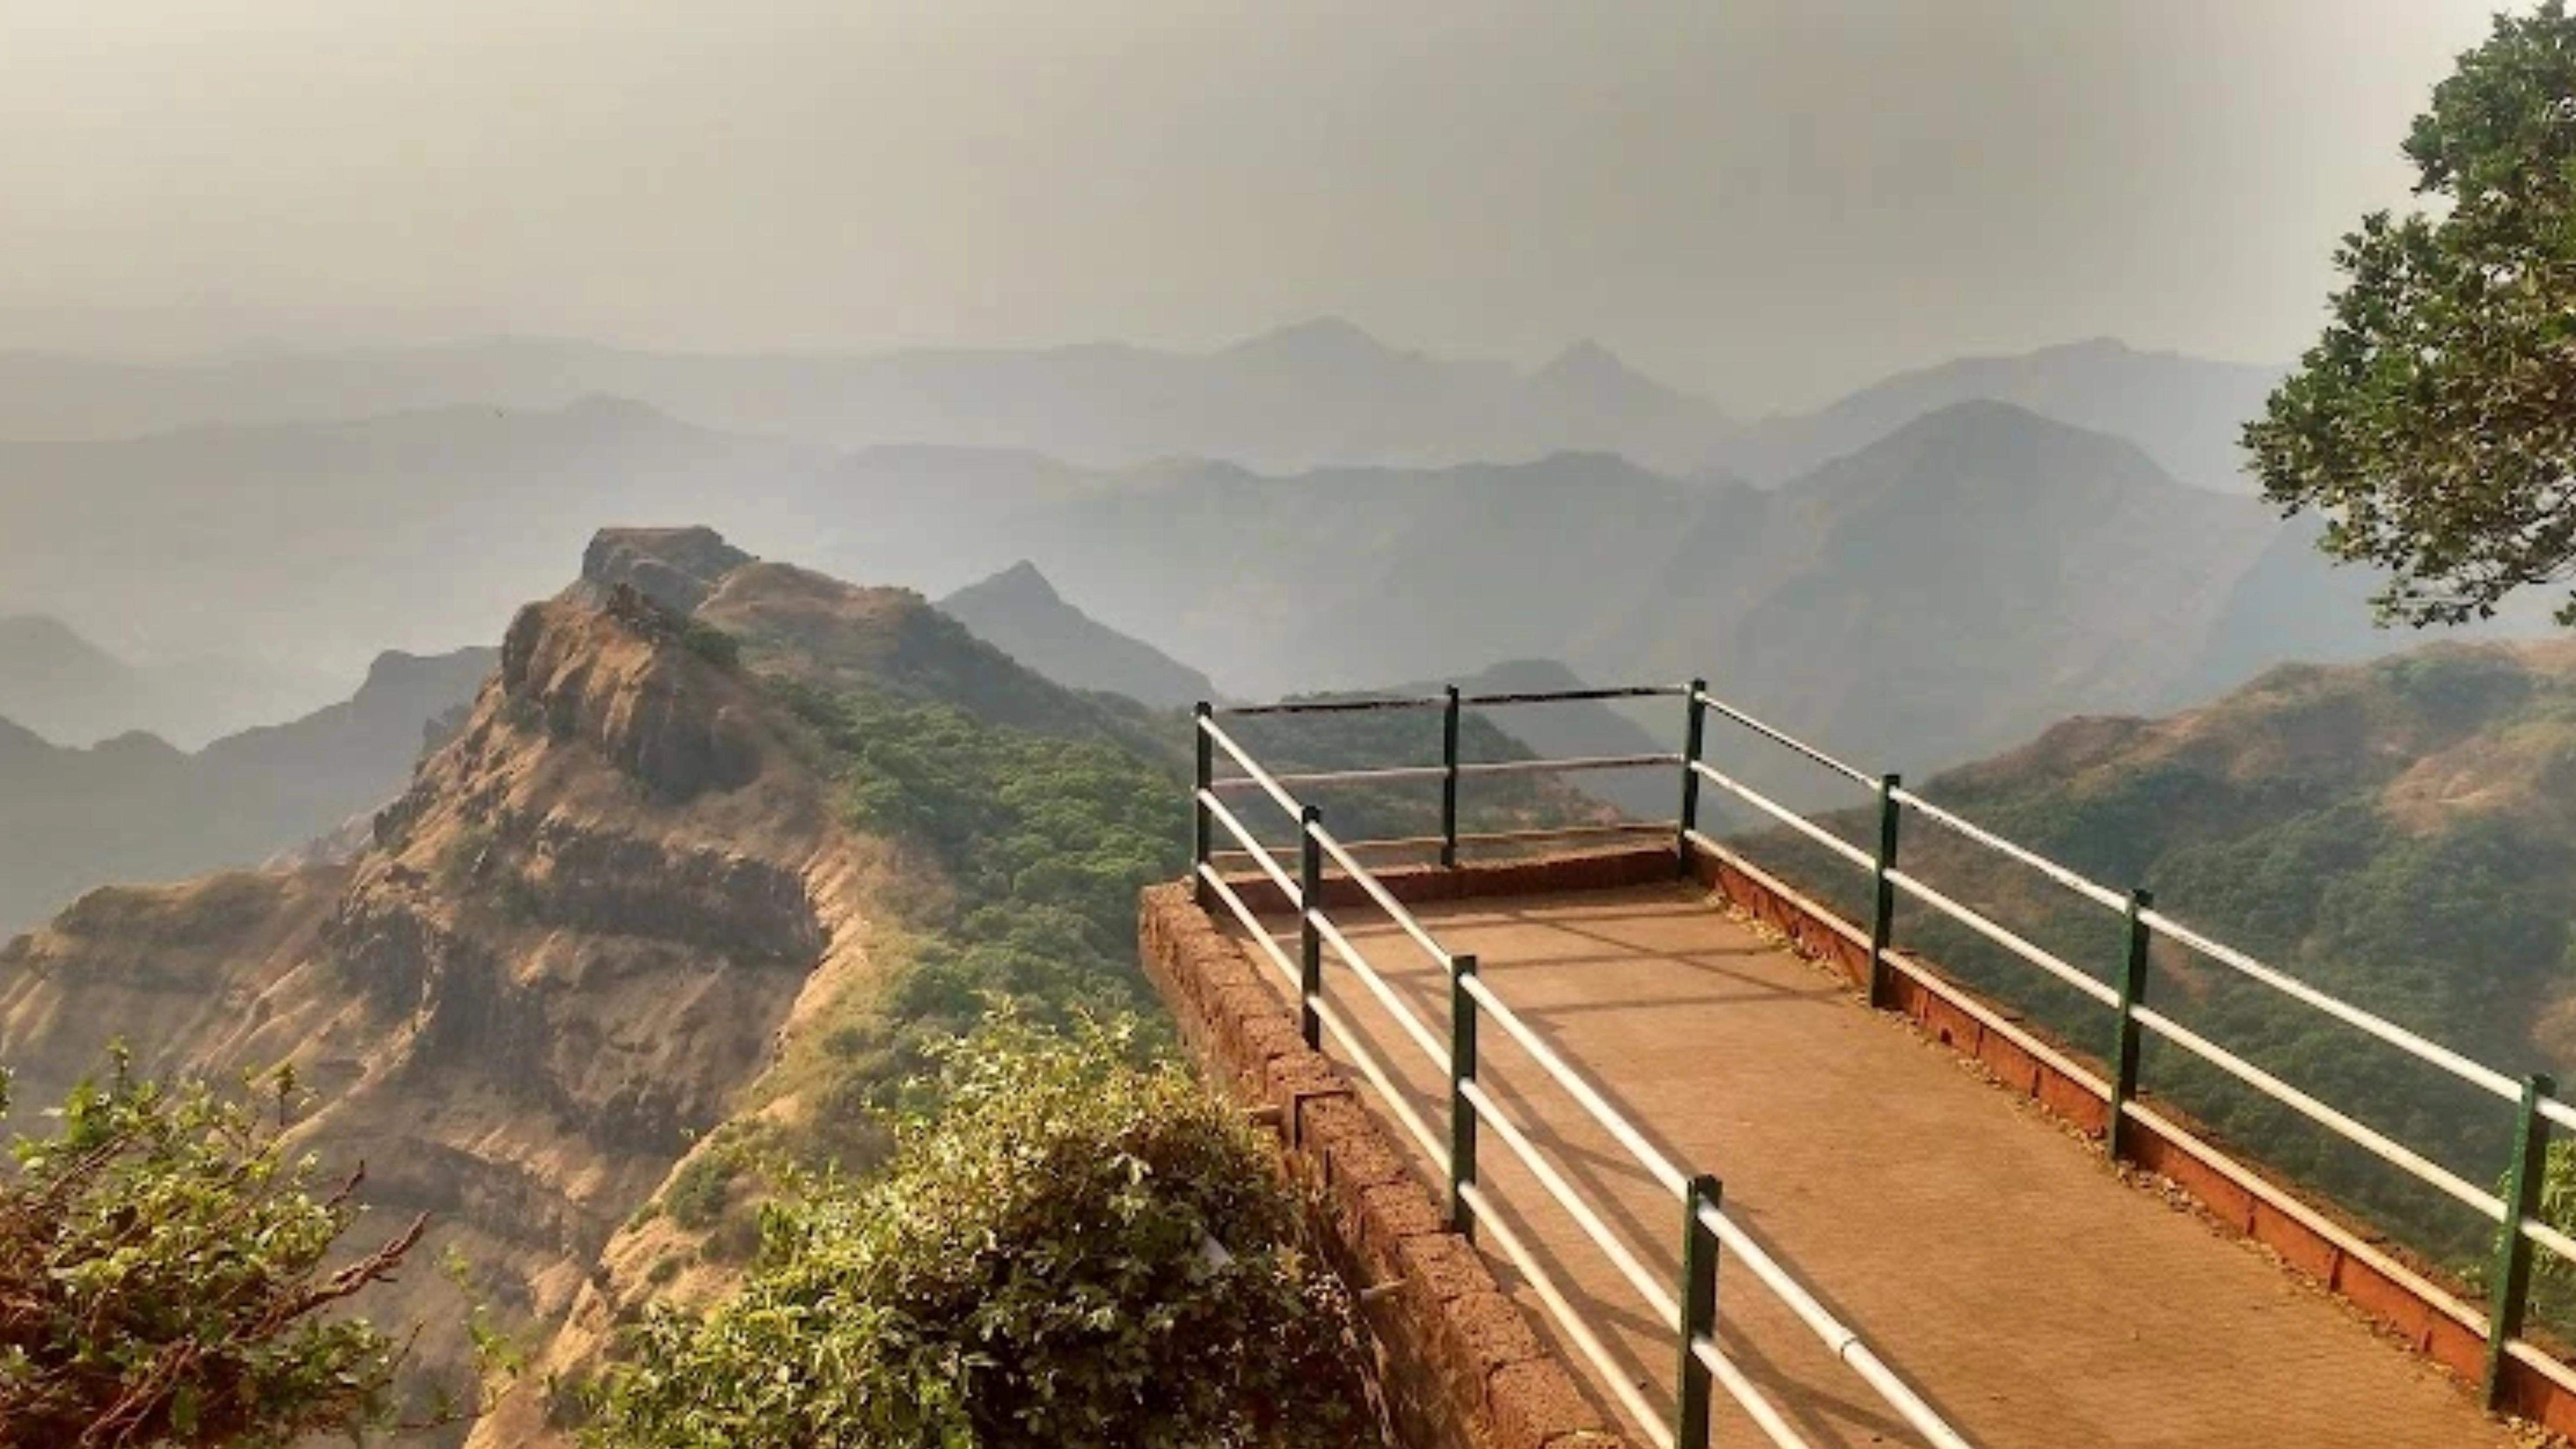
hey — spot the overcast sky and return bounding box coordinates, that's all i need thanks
[0,0,2513,412]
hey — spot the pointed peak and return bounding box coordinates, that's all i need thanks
[951,561,1063,607]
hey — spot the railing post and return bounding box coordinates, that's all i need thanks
[1448,952,1479,1238]
[1676,678,1708,879]
[2487,1072,2557,1408]
[1298,804,1323,1050]
[1866,772,1902,1009]
[1192,702,1213,908]
[1675,1173,1724,1449]
[1440,685,1463,869]
[2108,887,2154,1161]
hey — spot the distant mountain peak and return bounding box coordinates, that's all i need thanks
[972,560,1064,605]
[1225,316,1398,366]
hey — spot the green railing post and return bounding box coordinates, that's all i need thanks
[1866,772,1902,1009]
[1440,685,1463,869]
[2487,1072,2557,1408]
[1675,1173,1724,1449]
[1298,804,1323,1050]
[1191,702,1213,908]
[1676,679,1708,878]
[2108,887,2154,1161]
[1448,952,1479,1238]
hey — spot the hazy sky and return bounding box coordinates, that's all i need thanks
[0,0,2512,412]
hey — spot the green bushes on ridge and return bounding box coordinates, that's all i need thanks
[583,1017,1383,1449]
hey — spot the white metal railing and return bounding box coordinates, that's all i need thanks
[1190,675,2576,1426]
[1189,697,1977,1449]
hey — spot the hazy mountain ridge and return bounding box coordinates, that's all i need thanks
[0,612,347,748]
[0,645,494,937]
[935,561,1217,708]
[0,320,1739,474]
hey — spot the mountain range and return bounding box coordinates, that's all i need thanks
[0,646,493,937]
[0,324,2275,490]
[0,613,350,748]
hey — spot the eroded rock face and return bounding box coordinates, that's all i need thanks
[0,584,878,1436]
[579,526,754,615]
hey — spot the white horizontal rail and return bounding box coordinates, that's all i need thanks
[1689,760,1875,873]
[1198,715,1307,822]
[1459,1078,1680,1326]
[1885,868,2119,1009]
[1459,1181,1675,1449]
[1890,788,2132,915]
[2544,1097,2576,1136]
[1458,972,1690,1197]
[1313,995,1450,1173]
[1196,864,1298,990]
[1694,689,1876,787]
[2132,1005,2506,1223]
[2140,906,2521,1104]
[1694,1202,1977,1449]
[1198,789,1301,910]
[1688,1337,1820,1449]
[1309,823,1451,969]
[1212,763,1450,790]
[1457,751,1683,778]
[1310,908,1447,1072]
[2526,1215,2576,1269]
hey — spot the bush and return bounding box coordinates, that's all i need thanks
[0,1058,425,1448]
[584,1016,1383,1449]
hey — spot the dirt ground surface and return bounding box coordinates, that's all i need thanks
[1233,882,2523,1449]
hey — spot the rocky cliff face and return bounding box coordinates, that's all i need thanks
[0,537,917,1441]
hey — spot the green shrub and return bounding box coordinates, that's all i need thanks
[583,1016,1383,1449]
[0,1058,426,1448]
[662,1155,736,1233]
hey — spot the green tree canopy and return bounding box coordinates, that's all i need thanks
[584,1016,1382,1449]
[0,1060,425,1449]
[2248,0,2576,625]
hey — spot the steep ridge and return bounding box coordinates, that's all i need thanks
[0,646,495,935]
[935,560,1218,708]
[0,529,1183,1443]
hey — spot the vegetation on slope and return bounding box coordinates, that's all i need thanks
[586,1018,1379,1449]
[0,1061,447,1449]
[1725,644,2576,1278]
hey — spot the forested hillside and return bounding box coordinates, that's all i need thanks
[1730,640,2576,1275]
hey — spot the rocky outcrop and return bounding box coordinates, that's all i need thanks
[0,568,883,1439]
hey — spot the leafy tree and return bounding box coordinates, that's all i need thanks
[584,1016,1382,1449]
[0,1059,427,1449]
[2247,1,2576,625]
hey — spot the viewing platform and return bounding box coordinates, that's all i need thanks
[1141,684,2575,1449]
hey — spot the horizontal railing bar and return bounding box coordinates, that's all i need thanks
[1689,760,1876,872]
[1311,909,1448,1071]
[1462,684,1689,706]
[1457,752,1683,778]
[2131,1005,2506,1223]
[1885,868,2119,1009]
[1458,1181,1675,1449]
[1217,822,1676,861]
[2545,1097,2576,1136]
[1308,824,1452,970]
[2129,1100,2488,1335]
[2527,1215,2576,1268]
[1196,864,1298,991]
[1198,790,1301,910]
[1219,684,1683,716]
[1221,693,1449,716]
[1689,1335,1820,1449]
[1459,1078,1681,1327]
[1693,689,1875,787]
[1197,715,1307,821]
[1458,973,1690,1198]
[1213,764,1451,790]
[1694,1201,1977,1449]
[1313,996,1451,1173]
[2138,906,2522,1104]
[1889,787,2132,915]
